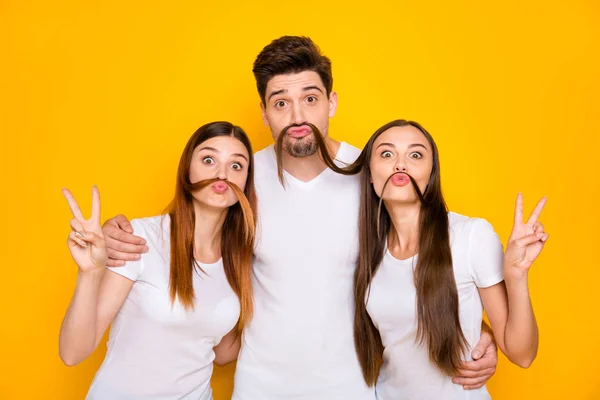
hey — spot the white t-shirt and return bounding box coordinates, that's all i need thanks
[367,212,504,400]
[233,143,375,400]
[86,215,240,400]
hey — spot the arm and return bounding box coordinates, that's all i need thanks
[59,269,134,366]
[58,187,136,366]
[213,327,242,366]
[452,217,504,390]
[479,194,547,368]
[478,280,537,368]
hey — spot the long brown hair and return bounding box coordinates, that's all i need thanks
[351,120,467,385]
[167,121,256,328]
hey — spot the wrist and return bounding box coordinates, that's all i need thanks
[503,269,530,291]
[503,261,529,280]
[77,267,106,281]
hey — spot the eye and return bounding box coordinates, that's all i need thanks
[306,95,317,103]
[231,162,244,171]
[409,152,423,159]
[381,150,393,158]
[202,156,215,164]
[275,100,287,108]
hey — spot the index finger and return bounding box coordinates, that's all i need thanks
[91,185,101,223]
[62,188,85,221]
[513,192,523,227]
[526,197,548,225]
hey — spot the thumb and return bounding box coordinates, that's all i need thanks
[80,231,106,248]
[472,331,493,360]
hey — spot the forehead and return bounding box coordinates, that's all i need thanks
[195,136,249,157]
[265,70,325,95]
[373,125,431,150]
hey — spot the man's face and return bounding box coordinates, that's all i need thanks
[261,70,338,157]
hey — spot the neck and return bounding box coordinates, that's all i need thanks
[192,201,227,263]
[281,137,341,182]
[385,200,421,259]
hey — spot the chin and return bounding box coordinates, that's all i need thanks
[383,194,420,205]
[193,196,236,211]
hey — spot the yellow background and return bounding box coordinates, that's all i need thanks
[2,1,599,399]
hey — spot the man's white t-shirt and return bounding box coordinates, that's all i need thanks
[86,215,240,400]
[233,143,375,400]
[367,212,504,400]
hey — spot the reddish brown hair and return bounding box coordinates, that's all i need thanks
[167,121,256,328]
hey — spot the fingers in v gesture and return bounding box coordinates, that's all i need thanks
[505,193,549,274]
[63,186,108,272]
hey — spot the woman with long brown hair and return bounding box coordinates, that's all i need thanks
[352,120,547,399]
[58,121,256,400]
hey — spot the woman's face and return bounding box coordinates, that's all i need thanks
[369,125,433,204]
[189,135,250,209]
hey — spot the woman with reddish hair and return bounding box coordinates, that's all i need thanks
[58,121,256,400]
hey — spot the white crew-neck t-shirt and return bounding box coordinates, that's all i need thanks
[233,143,375,400]
[367,212,504,400]
[86,215,240,400]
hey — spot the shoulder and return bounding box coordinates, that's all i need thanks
[253,145,277,182]
[336,142,362,164]
[448,211,496,239]
[253,145,275,165]
[130,215,170,241]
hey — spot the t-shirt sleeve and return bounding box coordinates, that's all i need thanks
[468,218,505,288]
[106,219,146,282]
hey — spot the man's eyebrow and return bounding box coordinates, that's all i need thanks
[303,85,323,93]
[267,89,286,101]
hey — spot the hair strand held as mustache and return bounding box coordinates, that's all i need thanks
[183,178,255,245]
[275,123,357,187]
[376,172,428,238]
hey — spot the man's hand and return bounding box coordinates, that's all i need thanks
[452,329,498,390]
[102,214,148,266]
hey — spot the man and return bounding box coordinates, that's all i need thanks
[102,36,497,399]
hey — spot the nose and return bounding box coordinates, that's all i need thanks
[216,163,228,181]
[394,161,407,173]
[290,103,306,125]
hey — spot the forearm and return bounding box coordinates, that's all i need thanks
[59,269,104,366]
[503,275,538,367]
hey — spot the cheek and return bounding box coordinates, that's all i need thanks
[270,122,286,139]
[371,179,384,197]
[266,111,284,127]
[189,162,208,183]
[369,164,388,194]
[414,161,433,187]
[231,172,248,191]
[310,107,330,125]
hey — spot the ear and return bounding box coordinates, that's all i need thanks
[260,102,270,128]
[328,91,338,118]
